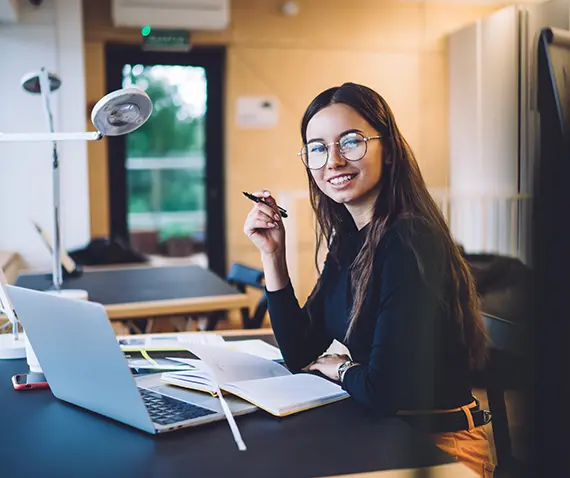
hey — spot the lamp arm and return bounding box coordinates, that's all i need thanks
[0,132,104,142]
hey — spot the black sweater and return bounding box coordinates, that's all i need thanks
[266,217,473,415]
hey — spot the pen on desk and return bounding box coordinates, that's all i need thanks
[242,191,288,218]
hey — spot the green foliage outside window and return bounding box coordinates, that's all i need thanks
[160,169,205,212]
[125,67,205,158]
[123,65,207,242]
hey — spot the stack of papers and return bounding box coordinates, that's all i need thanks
[118,332,225,351]
[127,357,195,372]
[117,332,285,362]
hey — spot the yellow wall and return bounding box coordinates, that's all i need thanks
[84,0,501,301]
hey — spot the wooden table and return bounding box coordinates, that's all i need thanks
[14,265,250,321]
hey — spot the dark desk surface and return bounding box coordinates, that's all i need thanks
[14,265,249,320]
[0,331,460,478]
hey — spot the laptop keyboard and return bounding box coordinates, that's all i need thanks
[139,388,217,426]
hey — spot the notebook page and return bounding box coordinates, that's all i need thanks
[223,374,349,416]
[160,375,218,395]
[185,343,291,385]
[161,359,217,394]
[223,340,283,361]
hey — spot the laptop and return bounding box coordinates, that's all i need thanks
[5,285,258,434]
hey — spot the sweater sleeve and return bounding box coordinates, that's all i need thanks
[341,221,445,414]
[266,266,334,372]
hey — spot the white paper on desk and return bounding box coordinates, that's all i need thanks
[128,358,195,371]
[222,340,283,361]
[172,344,290,385]
[176,333,226,345]
[118,333,225,349]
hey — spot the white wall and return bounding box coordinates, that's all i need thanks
[0,0,89,269]
[448,0,570,262]
[448,6,521,257]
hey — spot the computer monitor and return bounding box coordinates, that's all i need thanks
[532,26,570,476]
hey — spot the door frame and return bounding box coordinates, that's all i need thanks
[105,44,227,278]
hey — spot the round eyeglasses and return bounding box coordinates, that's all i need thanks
[298,132,382,170]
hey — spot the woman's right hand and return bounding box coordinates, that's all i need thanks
[243,190,286,255]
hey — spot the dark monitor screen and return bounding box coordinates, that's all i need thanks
[532,26,570,477]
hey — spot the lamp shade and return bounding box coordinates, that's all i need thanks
[21,71,62,94]
[91,88,153,136]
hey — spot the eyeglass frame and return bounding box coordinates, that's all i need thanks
[297,132,382,170]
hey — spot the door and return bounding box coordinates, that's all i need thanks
[105,44,226,277]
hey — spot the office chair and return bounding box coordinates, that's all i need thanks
[226,262,268,329]
[183,263,267,331]
[482,313,528,477]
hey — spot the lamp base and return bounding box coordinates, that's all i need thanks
[0,333,27,359]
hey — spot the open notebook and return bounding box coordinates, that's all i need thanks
[162,343,349,417]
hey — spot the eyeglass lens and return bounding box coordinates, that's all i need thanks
[302,132,368,170]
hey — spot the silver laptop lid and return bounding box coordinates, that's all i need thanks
[6,285,155,434]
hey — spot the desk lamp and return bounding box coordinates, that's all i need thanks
[0,68,152,359]
[0,268,24,359]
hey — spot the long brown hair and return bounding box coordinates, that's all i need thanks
[301,82,488,372]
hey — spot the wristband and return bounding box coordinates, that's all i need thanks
[337,359,356,381]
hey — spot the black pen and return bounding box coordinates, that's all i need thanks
[242,191,288,218]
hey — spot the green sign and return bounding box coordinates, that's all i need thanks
[142,28,190,51]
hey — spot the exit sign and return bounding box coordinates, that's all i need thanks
[142,28,190,51]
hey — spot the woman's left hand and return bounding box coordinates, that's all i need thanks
[304,354,351,381]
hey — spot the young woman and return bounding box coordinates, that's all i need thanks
[243,83,494,477]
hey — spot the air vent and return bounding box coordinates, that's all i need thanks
[112,0,229,30]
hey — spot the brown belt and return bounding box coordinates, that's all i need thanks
[396,399,492,433]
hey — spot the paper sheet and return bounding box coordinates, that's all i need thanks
[224,373,349,416]
[223,339,283,361]
[324,339,351,358]
[118,333,225,350]
[173,344,290,385]
[127,357,194,371]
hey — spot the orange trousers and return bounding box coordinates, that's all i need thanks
[400,401,495,477]
[430,426,495,477]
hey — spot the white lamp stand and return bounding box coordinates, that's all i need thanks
[0,334,26,360]
[0,268,26,359]
[0,69,153,360]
